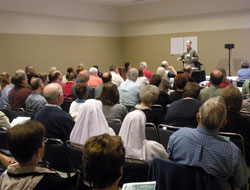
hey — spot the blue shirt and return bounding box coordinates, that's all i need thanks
[238,68,250,80]
[25,92,47,111]
[0,84,14,107]
[167,126,248,187]
[119,79,141,107]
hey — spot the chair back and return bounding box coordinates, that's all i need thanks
[149,158,224,190]
[0,127,12,156]
[152,104,165,123]
[145,123,160,142]
[119,157,149,186]
[60,100,73,113]
[158,124,181,132]
[108,120,122,135]
[43,138,72,175]
[65,141,83,172]
[157,128,174,150]
[236,80,244,87]
[219,132,245,158]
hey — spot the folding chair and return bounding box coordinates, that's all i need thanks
[157,128,174,150]
[151,104,165,124]
[0,127,12,156]
[158,124,181,132]
[219,132,245,158]
[145,123,160,142]
[60,100,73,113]
[65,141,83,190]
[43,138,73,177]
[119,157,149,186]
[108,119,122,135]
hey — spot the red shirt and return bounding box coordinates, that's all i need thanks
[63,81,75,99]
[88,76,103,88]
[144,69,152,80]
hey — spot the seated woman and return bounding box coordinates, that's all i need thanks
[69,83,88,121]
[0,120,74,190]
[100,83,128,121]
[119,110,168,162]
[82,134,125,190]
[135,68,149,87]
[62,71,77,100]
[156,67,172,94]
[70,99,115,145]
[169,74,188,104]
[132,85,163,126]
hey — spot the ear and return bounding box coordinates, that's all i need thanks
[196,112,200,123]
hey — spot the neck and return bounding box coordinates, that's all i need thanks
[140,102,151,107]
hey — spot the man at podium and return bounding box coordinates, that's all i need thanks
[177,40,199,68]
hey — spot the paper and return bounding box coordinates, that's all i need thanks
[11,117,31,127]
[122,181,156,190]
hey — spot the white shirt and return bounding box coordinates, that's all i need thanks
[111,71,124,87]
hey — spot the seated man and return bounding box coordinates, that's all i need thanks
[167,96,248,188]
[34,83,75,141]
[119,68,141,110]
[199,69,223,102]
[82,134,125,190]
[25,77,47,111]
[165,82,203,128]
[88,67,102,88]
[0,120,73,189]
[238,60,250,81]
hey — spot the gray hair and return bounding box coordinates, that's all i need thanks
[161,60,168,67]
[42,83,62,103]
[127,68,138,81]
[89,67,98,75]
[139,85,159,105]
[139,61,147,68]
[12,72,26,86]
[199,96,226,131]
[156,67,166,78]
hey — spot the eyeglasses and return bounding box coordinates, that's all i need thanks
[43,137,48,144]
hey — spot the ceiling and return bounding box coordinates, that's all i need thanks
[82,0,163,7]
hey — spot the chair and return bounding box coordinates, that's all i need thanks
[157,128,174,150]
[42,138,73,177]
[119,157,149,186]
[108,119,122,135]
[148,158,224,190]
[151,104,165,124]
[0,127,12,156]
[219,132,245,158]
[158,124,181,132]
[145,123,160,142]
[60,100,73,113]
[65,141,83,190]
[236,80,244,87]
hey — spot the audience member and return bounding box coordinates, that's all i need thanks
[199,70,223,102]
[156,67,172,94]
[38,72,49,86]
[0,120,74,190]
[241,79,250,99]
[69,83,88,121]
[72,70,95,99]
[49,70,63,87]
[149,74,169,107]
[0,75,14,107]
[165,82,202,128]
[139,61,152,80]
[135,68,149,87]
[95,72,112,99]
[25,65,38,85]
[34,83,75,141]
[207,67,231,88]
[8,71,32,109]
[161,60,177,78]
[93,65,103,78]
[167,96,248,188]
[25,77,47,111]
[62,67,75,84]
[88,67,102,88]
[70,99,115,145]
[62,72,76,100]
[82,134,125,190]
[238,60,250,81]
[119,68,141,110]
[109,65,124,87]
[100,83,128,121]
[0,75,10,107]
[76,63,85,75]
[132,85,162,126]
[119,110,168,162]
[124,62,131,74]
[221,85,250,166]
[183,66,195,82]
[169,74,188,103]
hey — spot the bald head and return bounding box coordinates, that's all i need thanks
[30,77,43,91]
[128,68,138,81]
[102,72,112,83]
[210,70,223,86]
[78,70,89,83]
[43,83,63,105]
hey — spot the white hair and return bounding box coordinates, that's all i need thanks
[161,60,168,67]
[89,67,98,75]
[139,61,147,68]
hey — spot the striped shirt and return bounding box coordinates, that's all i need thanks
[167,126,248,187]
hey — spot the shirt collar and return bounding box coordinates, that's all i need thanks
[75,99,86,103]
[45,103,62,110]
[197,125,219,136]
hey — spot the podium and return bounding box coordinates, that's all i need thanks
[192,70,206,83]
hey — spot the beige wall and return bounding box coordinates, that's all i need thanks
[0,34,122,75]
[121,28,250,76]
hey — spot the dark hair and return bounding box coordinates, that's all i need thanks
[221,85,243,111]
[210,71,223,86]
[12,72,26,86]
[175,74,188,89]
[100,83,119,105]
[124,62,131,73]
[7,120,45,164]
[50,71,61,82]
[149,74,162,87]
[82,134,125,189]
[183,82,200,99]
[39,73,49,84]
[75,83,88,99]
[67,67,74,73]
[138,68,144,77]
[102,72,112,83]
[67,72,77,81]
[30,77,42,90]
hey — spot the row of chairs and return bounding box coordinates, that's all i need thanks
[0,107,35,122]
